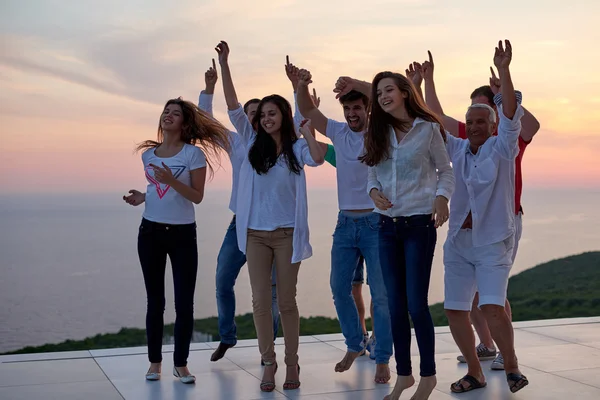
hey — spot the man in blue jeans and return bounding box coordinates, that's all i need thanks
[297,68,393,384]
[199,63,280,362]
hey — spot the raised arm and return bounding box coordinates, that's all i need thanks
[198,59,217,116]
[422,51,461,137]
[215,41,239,111]
[489,66,540,142]
[216,41,255,143]
[296,68,329,135]
[333,76,372,99]
[496,40,516,119]
[494,40,523,159]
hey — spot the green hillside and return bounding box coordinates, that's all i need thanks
[3,251,599,355]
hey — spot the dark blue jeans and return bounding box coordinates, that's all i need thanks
[216,215,279,345]
[138,218,198,367]
[378,214,437,377]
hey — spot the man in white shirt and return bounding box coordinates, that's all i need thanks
[443,40,529,395]
[296,68,393,384]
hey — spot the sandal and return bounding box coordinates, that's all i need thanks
[260,362,278,392]
[283,364,301,390]
[450,374,487,393]
[507,372,529,393]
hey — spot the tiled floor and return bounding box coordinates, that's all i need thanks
[1,317,599,399]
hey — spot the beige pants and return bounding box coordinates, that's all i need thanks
[246,228,300,366]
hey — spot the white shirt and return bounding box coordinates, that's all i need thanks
[198,92,245,214]
[248,157,296,230]
[367,119,455,217]
[198,92,306,214]
[142,144,206,224]
[325,120,374,210]
[228,104,323,263]
[446,105,525,247]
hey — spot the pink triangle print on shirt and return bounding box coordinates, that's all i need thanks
[145,165,186,199]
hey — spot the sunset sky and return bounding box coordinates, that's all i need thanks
[1,0,599,194]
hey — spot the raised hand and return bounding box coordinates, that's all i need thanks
[421,50,434,81]
[149,163,176,185]
[333,76,355,99]
[298,119,312,137]
[369,189,393,210]
[489,66,501,95]
[215,41,230,65]
[298,68,313,87]
[310,88,321,108]
[494,40,512,69]
[285,55,300,89]
[205,58,218,87]
[406,62,423,87]
[123,189,145,206]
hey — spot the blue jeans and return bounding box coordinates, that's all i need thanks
[216,215,279,344]
[330,211,392,364]
[379,214,436,377]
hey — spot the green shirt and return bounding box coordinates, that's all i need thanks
[324,144,336,168]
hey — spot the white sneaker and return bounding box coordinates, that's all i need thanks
[457,343,497,363]
[491,353,504,370]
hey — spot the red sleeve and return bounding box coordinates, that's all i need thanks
[458,121,467,139]
[518,135,530,155]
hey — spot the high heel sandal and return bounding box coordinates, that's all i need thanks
[283,364,301,390]
[260,362,278,392]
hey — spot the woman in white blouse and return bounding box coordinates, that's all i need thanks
[215,41,324,392]
[361,72,455,400]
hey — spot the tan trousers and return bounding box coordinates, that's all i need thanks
[246,228,300,366]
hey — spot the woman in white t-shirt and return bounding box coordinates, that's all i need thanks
[123,98,230,384]
[362,72,455,400]
[215,41,324,392]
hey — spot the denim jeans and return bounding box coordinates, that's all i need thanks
[216,215,279,344]
[378,214,437,377]
[138,218,198,367]
[330,211,392,364]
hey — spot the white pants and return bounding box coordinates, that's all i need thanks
[443,230,515,311]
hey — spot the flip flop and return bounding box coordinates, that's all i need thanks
[507,372,529,393]
[450,374,487,393]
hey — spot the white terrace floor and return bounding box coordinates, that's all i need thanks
[1,317,600,400]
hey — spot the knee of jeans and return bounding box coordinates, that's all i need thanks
[174,300,194,316]
[330,278,351,298]
[407,301,430,320]
[147,298,165,314]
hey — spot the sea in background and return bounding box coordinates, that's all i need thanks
[1,188,599,353]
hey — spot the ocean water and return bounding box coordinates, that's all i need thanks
[0,188,599,352]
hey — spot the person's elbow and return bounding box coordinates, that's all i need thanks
[192,193,204,204]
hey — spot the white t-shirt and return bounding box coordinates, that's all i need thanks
[248,156,297,230]
[142,144,206,224]
[326,119,374,210]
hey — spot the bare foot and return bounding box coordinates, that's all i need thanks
[410,376,437,400]
[383,375,415,400]
[335,351,361,372]
[375,363,391,384]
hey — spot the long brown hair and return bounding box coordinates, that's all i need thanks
[136,98,231,178]
[249,95,301,175]
[359,72,446,167]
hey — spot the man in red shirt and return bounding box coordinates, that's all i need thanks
[419,51,540,370]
